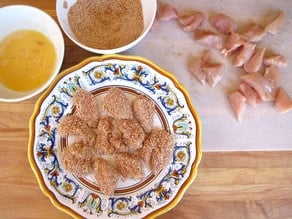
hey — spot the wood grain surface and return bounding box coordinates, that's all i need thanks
[1,1,292,219]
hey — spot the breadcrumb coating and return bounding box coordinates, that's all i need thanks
[138,129,173,174]
[150,143,173,174]
[71,89,100,128]
[132,95,155,133]
[59,141,95,177]
[149,130,173,174]
[93,158,118,196]
[138,133,155,163]
[117,119,145,151]
[116,152,145,179]
[102,87,133,119]
[57,114,96,147]
[94,117,114,155]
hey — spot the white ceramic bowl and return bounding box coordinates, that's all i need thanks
[0,5,64,102]
[56,0,157,54]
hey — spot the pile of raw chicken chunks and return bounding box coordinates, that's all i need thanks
[152,2,292,122]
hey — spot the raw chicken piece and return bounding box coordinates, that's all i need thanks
[208,13,237,34]
[265,10,285,35]
[238,82,262,107]
[241,23,267,42]
[263,54,287,68]
[201,49,212,63]
[201,62,224,87]
[273,87,292,114]
[150,16,160,31]
[241,72,277,101]
[156,2,178,21]
[243,47,266,73]
[263,66,280,89]
[150,2,178,31]
[189,50,211,85]
[194,29,224,50]
[189,58,206,85]
[233,41,256,67]
[222,32,247,56]
[228,91,247,122]
[178,12,205,32]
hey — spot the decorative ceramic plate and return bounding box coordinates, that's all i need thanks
[28,55,202,218]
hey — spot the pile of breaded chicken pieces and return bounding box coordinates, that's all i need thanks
[57,88,173,195]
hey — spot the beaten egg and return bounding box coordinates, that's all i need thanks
[0,29,56,92]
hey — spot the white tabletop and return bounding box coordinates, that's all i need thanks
[125,0,292,151]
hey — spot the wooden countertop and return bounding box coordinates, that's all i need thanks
[1,1,292,218]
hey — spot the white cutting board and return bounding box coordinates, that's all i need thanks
[125,0,292,151]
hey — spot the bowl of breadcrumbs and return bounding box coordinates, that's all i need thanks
[56,0,157,54]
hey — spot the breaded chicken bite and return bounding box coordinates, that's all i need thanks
[116,152,145,179]
[149,130,173,174]
[132,95,155,133]
[138,129,173,174]
[138,129,170,162]
[102,87,133,119]
[59,141,95,177]
[57,114,96,147]
[94,130,113,155]
[93,158,118,196]
[94,117,116,155]
[116,119,145,151]
[150,143,173,174]
[71,89,100,128]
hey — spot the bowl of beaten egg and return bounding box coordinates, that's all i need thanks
[56,0,157,54]
[0,5,64,102]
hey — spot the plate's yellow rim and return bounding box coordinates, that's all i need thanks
[27,54,202,219]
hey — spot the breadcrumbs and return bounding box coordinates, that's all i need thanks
[132,95,155,133]
[68,0,144,49]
